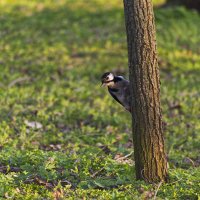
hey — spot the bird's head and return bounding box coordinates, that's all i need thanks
[101,72,115,87]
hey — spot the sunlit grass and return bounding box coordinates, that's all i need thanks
[0,0,199,199]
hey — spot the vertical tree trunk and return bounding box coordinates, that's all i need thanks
[123,0,168,183]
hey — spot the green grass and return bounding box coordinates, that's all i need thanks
[0,0,200,199]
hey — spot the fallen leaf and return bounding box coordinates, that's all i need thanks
[24,120,43,129]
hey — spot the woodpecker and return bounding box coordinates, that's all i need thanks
[101,72,131,112]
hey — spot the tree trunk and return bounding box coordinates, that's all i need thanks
[123,0,168,183]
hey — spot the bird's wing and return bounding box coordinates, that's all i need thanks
[108,88,123,106]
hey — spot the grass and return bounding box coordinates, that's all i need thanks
[0,0,200,199]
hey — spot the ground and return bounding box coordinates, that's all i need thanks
[0,0,200,199]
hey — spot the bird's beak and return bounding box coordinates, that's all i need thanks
[101,82,106,87]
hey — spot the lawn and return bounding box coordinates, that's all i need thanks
[0,0,200,199]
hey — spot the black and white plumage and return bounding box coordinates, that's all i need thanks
[101,72,131,112]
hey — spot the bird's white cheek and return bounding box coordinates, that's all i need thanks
[108,73,114,80]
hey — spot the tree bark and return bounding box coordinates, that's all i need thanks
[123,0,168,183]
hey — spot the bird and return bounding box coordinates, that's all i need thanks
[101,72,131,112]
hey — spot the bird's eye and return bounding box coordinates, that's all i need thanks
[106,77,109,80]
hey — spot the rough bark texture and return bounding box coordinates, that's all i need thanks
[123,0,168,183]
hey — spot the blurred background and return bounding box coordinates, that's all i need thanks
[0,0,200,199]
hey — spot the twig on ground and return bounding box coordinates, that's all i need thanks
[8,76,30,88]
[167,177,183,185]
[122,151,134,159]
[153,181,163,200]
[91,167,105,178]
[115,151,134,161]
